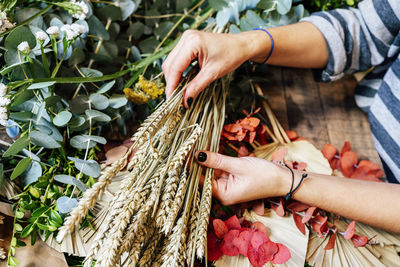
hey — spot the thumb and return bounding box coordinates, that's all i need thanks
[183,68,217,108]
[195,151,243,174]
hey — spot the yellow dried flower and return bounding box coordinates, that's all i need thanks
[124,75,165,105]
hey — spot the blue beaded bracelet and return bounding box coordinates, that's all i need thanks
[253,27,274,64]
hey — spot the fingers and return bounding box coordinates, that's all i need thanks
[183,67,218,108]
[195,151,243,174]
[162,30,200,99]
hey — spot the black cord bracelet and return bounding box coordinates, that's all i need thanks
[282,162,308,204]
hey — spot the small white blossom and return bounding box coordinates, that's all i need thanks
[72,1,89,20]
[0,83,6,97]
[46,26,59,37]
[0,107,6,113]
[17,41,30,54]
[71,23,86,35]
[0,97,11,106]
[61,24,79,40]
[0,112,7,120]
[35,31,48,43]
[0,119,7,127]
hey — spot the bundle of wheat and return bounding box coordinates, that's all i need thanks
[55,69,230,266]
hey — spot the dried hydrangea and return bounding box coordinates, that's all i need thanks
[124,75,165,105]
[17,41,30,54]
[0,11,14,33]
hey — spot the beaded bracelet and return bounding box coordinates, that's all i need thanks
[253,27,275,64]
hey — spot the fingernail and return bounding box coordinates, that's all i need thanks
[197,152,207,162]
[187,97,193,108]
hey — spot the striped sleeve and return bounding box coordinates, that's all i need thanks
[300,0,400,82]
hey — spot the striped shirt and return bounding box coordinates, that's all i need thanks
[300,0,400,183]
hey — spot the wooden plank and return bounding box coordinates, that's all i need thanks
[281,67,330,149]
[259,66,289,130]
[317,75,382,167]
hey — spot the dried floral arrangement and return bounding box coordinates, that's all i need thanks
[206,83,400,266]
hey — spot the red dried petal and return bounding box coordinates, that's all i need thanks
[253,200,265,216]
[248,245,265,267]
[224,215,241,230]
[220,230,240,256]
[325,231,337,250]
[358,160,380,171]
[213,219,228,239]
[257,124,266,135]
[260,241,278,262]
[344,221,356,240]
[271,148,288,162]
[207,232,223,261]
[251,221,268,234]
[240,117,260,128]
[351,234,368,248]
[310,215,328,237]
[285,130,298,141]
[271,198,285,217]
[236,131,247,142]
[340,141,352,157]
[232,229,253,257]
[224,123,242,133]
[287,201,310,212]
[240,219,252,228]
[271,243,291,264]
[248,131,256,144]
[105,145,128,165]
[340,151,358,177]
[221,131,237,141]
[297,162,307,171]
[330,157,340,170]
[322,144,337,161]
[302,207,318,224]
[238,145,249,157]
[293,213,306,235]
[250,230,270,250]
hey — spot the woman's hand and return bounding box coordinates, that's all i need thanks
[195,151,286,205]
[162,30,270,108]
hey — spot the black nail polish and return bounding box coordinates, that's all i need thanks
[197,152,207,162]
[187,97,193,108]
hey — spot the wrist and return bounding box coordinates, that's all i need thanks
[238,30,272,63]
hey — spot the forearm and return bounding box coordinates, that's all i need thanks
[277,167,400,233]
[242,22,329,69]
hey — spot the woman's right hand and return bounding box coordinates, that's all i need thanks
[162,30,270,108]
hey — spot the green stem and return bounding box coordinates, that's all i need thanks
[40,44,50,77]
[0,5,52,38]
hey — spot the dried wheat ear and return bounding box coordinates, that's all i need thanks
[57,70,231,267]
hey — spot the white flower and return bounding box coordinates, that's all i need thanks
[0,97,11,106]
[0,112,7,120]
[0,107,6,113]
[0,119,7,127]
[35,31,48,43]
[46,26,59,37]
[71,23,86,35]
[17,41,30,54]
[0,83,6,97]
[61,24,78,40]
[72,1,89,20]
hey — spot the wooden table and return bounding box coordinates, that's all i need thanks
[260,66,381,167]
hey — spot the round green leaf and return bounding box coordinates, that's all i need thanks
[53,111,72,127]
[5,26,36,50]
[56,196,78,214]
[90,94,109,110]
[85,110,111,122]
[54,175,88,192]
[68,157,101,178]
[97,80,116,94]
[109,94,128,109]
[29,131,61,149]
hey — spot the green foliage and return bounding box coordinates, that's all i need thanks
[305,0,360,11]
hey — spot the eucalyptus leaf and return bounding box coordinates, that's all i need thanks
[85,110,111,122]
[3,135,30,158]
[68,48,86,66]
[128,21,144,40]
[53,110,72,127]
[97,80,115,94]
[69,95,89,114]
[109,94,128,109]
[81,67,103,77]
[68,157,101,178]
[139,36,160,54]
[277,0,292,14]
[0,61,28,75]
[154,21,174,40]
[21,161,42,186]
[11,157,32,180]
[90,94,109,110]
[57,196,78,214]
[257,0,277,11]
[29,131,61,149]
[44,96,62,108]
[9,111,33,122]
[117,0,138,20]
[130,45,142,61]
[5,26,36,50]
[6,120,20,139]
[54,175,88,192]
[97,5,122,21]
[88,15,110,40]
